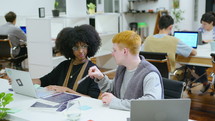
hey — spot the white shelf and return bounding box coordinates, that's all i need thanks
[88,13,120,18]
[27,13,119,78]
[27,17,89,78]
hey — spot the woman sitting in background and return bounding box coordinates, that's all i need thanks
[198,11,215,43]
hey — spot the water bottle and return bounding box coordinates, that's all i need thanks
[137,22,148,42]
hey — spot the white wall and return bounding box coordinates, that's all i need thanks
[193,0,206,30]
[178,0,205,31]
[0,0,54,26]
[178,0,194,31]
[0,0,207,32]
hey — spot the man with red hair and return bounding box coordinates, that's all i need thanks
[88,30,164,111]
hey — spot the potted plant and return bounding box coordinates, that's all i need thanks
[87,3,96,14]
[0,92,14,121]
[171,0,184,30]
[52,1,60,17]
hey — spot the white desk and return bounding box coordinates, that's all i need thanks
[0,79,196,121]
[0,79,129,121]
[176,44,215,67]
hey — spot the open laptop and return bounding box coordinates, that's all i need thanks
[20,26,27,34]
[174,31,202,48]
[130,99,191,121]
[5,68,55,98]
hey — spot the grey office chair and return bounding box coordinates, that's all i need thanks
[162,77,185,99]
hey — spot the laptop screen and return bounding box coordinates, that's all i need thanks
[20,26,27,34]
[174,31,199,49]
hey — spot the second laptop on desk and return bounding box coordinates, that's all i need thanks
[5,68,56,98]
[130,99,191,121]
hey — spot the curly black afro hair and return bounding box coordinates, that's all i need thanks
[55,24,101,59]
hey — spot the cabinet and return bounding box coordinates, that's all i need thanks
[89,13,119,69]
[27,13,119,78]
[26,17,89,78]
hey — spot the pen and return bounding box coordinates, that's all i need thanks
[8,88,13,91]
[77,69,116,85]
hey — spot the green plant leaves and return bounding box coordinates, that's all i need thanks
[0,92,14,120]
[87,3,96,9]
[0,111,7,119]
[0,92,5,99]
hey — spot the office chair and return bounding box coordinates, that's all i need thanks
[209,53,215,96]
[0,39,27,70]
[162,77,185,99]
[139,51,170,78]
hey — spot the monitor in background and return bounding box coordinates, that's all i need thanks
[174,31,199,49]
[20,26,26,34]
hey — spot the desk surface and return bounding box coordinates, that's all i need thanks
[176,44,215,67]
[0,79,129,121]
[0,79,195,121]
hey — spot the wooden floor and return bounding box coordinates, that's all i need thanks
[183,84,215,121]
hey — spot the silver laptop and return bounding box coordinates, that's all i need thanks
[130,99,191,121]
[5,68,55,98]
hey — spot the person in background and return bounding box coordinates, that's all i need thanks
[143,15,197,73]
[198,11,215,43]
[0,11,27,69]
[32,25,101,98]
[88,30,164,111]
[189,11,215,93]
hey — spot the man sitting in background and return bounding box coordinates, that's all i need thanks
[143,15,197,73]
[0,11,27,69]
[143,15,215,93]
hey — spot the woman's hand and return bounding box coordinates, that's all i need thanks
[5,75,12,85]
[46,85,70,92]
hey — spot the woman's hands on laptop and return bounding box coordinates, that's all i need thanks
[46,85,70,92]
[46,85,90,97]
[6,75,12,85]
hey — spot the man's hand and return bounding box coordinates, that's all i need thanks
[101,92,116,105]
[88,66,104,80]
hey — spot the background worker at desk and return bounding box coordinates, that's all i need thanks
[32,25,101,98]
[188,11,215,93]
[0,11,27,69]
[143,15,197,73]
[198,11,215,43]
[88,31,164,111]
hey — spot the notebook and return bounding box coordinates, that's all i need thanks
[130,99,191,121]
[174,31,200,48]
[5,68,56,98]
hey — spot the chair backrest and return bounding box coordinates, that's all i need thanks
[0,35,8,39]
[0,39,13,59]
[139,51,170,78]
[162,77,185,99]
